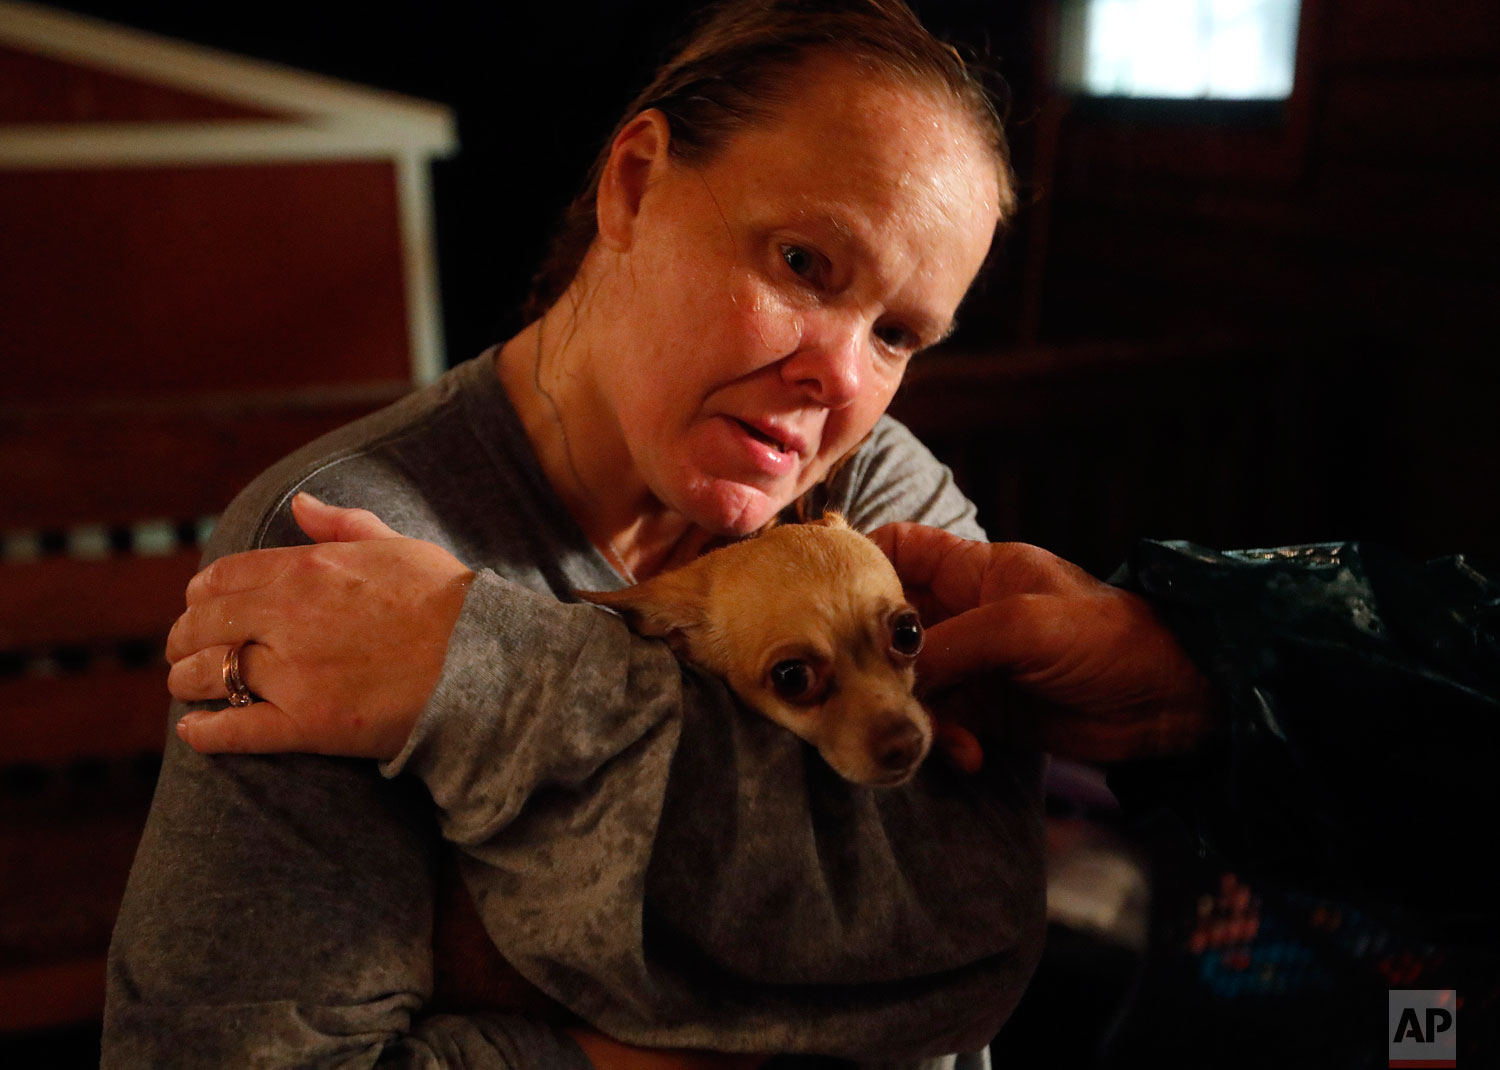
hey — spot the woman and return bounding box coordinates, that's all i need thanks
[105,2,1211,1067]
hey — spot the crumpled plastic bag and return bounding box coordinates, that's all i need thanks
[1105,540,1500,939]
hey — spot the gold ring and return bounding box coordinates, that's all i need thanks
[222,642,255,708]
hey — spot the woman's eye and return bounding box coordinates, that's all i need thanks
[890,612,924,657]
[874,324,917,353]
[770,658,818,702]
[780,244,817,280]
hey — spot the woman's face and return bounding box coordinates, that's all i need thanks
[596,60,1002,536]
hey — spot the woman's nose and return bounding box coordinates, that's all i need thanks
[781,315,864,409]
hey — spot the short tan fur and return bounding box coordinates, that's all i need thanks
[583,514,931,786]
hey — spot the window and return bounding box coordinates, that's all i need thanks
[1060,0,1302,101]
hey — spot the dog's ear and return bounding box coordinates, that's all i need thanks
[809,511,849,531]
[579,566,711,653]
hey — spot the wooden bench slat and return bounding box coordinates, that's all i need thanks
[1,798,149,1024]
[0,383,407,530]
[0,553,197,649]
[0,957,106,1033]
[1,668,169,764]
[891,342,1271,435]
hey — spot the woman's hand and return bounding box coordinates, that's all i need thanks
[870,523,1215,764]
[166,493,474,759]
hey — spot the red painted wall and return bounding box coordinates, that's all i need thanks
[1,160,412,401]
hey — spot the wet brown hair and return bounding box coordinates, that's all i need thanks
[522,0,1015,322]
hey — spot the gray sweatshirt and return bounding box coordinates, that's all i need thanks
[103,351,1046,1069]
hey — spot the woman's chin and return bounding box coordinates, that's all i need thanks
[674,477,790,537]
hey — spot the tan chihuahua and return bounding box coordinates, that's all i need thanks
[583,513,932,787]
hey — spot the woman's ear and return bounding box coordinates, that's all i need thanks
[597,109,672,252]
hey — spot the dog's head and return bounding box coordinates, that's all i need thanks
[583,514,931,786]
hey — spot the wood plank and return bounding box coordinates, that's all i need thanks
[0,42,279,124]
[0,552,196,648]
[1326,0,1500,67]
[0,383,408,529]
[0,668,170,764]
[891,342,1416,571]
[1049,165,1498,263]
[1306,167,1496,257]
[0,789,153,1033]
[1055,111,1308,186]
[891,342,1268,436]
[0,162,411,402]
[0,957,105,1033]
[1321,71,1500,168]
[1,781,154,952]
[1041,208,1496,338]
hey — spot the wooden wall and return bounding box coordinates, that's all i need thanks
[0,30,424,1046]
[983,0,1499,567]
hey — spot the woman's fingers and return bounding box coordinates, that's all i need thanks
[167,642,271,703]
[915,594,1065,695]
[869,523,987,619]
[162,533,470,760]
[184,546,301,602]
[176,701,304,754]
[166,644,230,702]
[179,498,400,606]
[291,492,404,543]
[159,506,472,762]
[933,718,986,774]
[165,592,272,664]
[871,523,1085,620]
[873,523,1218,765]
[1023,707,1207,763]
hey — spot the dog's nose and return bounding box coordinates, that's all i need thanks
[876,721,926,774]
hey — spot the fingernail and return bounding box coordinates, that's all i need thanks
[176,713,197,740]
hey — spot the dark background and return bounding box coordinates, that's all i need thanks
[42,0,1500,570]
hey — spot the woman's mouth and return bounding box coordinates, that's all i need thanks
[718,416,802,480]
[735,419,789,455]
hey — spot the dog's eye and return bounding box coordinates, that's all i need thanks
[770,659,817,702]
[891,612,924,657]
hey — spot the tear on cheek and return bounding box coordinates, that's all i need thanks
[757,313,802,357]
[736,280,800,355]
